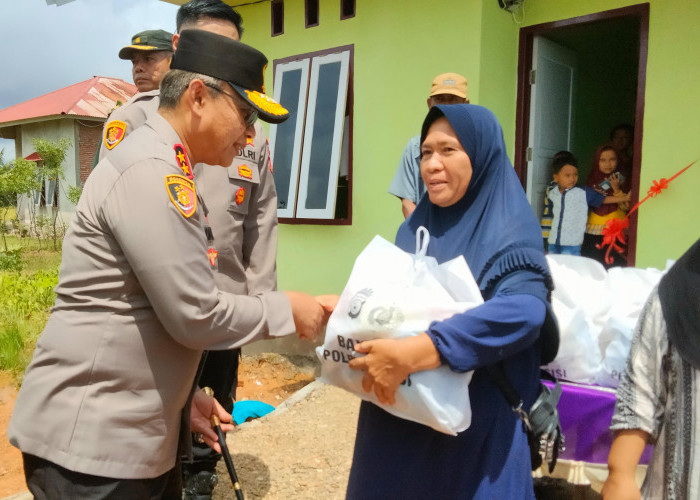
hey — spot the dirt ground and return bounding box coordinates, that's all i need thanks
[0,353,321,499]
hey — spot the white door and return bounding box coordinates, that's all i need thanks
[526,36,577,219]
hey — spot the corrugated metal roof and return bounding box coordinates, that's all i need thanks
[0,76,137,126]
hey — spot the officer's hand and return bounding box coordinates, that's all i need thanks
[316,294,339,324]
[190,390,234,454]
[285,291,325,341]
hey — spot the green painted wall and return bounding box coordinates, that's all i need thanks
[238,0,486,294]
[237,0,700,293]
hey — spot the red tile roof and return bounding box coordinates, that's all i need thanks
[0,76,137,126]
[24,152,43,162]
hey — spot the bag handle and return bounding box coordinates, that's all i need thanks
[415,226,430,256]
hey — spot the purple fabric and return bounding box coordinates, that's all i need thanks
[544,380,653,464]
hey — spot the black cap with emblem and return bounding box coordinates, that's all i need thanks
[170,29,289,124]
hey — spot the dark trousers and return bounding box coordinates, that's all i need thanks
[23,453,182,500]
[183,349,240,473]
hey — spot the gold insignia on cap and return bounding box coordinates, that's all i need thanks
[244,90,288,116]
[261,63,268,95]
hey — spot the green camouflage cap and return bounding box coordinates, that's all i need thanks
[119,29,173,60]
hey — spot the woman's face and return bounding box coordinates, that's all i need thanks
[598,149,618,175]
[420,117,473,207]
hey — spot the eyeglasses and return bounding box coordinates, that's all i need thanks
[204,82,258,128]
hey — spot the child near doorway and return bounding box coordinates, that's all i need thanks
[581,144,631,266]
[548,151,628,256]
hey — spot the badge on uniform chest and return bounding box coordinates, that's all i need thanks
[237,164,253,179]
[207,247,218,267]
[235,186,246,205]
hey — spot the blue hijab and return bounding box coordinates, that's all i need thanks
[395,104,558,362]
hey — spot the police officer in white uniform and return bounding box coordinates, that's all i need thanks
[97,2,282,496]
[8,30,329,499]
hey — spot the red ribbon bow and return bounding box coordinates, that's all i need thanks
[647,178,669,197]
[597,160,696,264]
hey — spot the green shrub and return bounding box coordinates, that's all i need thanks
[0,248,22,271]
[0,269,58,317]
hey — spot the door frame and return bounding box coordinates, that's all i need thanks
[514,3,649,265]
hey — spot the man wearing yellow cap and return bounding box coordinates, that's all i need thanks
[388,72,469,218]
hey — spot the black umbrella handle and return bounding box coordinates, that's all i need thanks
[203,387,245,500]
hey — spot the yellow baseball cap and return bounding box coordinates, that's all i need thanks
[429,73,468,99]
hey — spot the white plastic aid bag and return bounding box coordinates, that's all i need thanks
[316,227,483,435]
[544,255,666,388]
[595,266,665,387]
[543,255,609,384]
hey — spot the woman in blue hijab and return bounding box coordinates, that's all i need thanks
[346,104,558,499]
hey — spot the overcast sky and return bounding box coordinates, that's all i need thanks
[0,0,180,157]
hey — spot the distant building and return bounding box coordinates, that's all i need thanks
[0,76,136,221]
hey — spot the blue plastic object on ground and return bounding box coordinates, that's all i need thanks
[232,400,275,425]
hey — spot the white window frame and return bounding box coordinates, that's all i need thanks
[270,59,310,219]
[269,46,352,222]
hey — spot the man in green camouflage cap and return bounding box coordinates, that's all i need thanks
[119,29,174,92]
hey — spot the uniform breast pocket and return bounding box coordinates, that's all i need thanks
[227,163,260,216]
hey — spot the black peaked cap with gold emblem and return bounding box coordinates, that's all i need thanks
[170,29,289,124]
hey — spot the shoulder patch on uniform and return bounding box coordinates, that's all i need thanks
[104,120,127,150]
[238,164,253,179]
[235,186,246,205]
[165,175,197,218]
[174,144,193,179]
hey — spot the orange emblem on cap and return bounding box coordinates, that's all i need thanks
[235,186,246,205]
[238,165,253,179]
[104,120,127,150]
[174,144,193,179]
[165,175,197,217]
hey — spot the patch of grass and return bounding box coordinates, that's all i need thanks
[0,266,58,382]
[0,317,25,371]
[20,249,62,274]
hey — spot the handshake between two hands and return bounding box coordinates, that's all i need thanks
[284,291,339,342]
